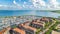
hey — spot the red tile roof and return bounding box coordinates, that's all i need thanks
[13,28,25,34]
[21,24,37,31]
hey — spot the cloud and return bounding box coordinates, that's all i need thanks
[0,5,8,7]
[13,0,17,4]
[13,0,22,9]
[31,0,60,10]
[20,0,46,9]
[0,0,60,10]
[48,0,59,9]
[0,4,22,10]
[6,0,60,10]
[32,0,46,8]
[0,5,2,7]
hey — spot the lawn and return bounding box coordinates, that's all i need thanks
[45,19,60,34]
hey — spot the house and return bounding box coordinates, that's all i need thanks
[29,21,43,29]
[18,24,37,34]
[23,21,31,26]
[12,28,25,34]
[40,17,49,23]
[29,19,45,29]
[36,19,45,27]
[0,29,6,34]
[0,27,9,34]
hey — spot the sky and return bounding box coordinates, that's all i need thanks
[0,0,60,10]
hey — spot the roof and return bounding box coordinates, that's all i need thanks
[23,21,30,25]
[0,29,7,34]
[0,27,11,34]
[40,17,49,21]
[13,28,25,34]
[21,24,37,31]
[32,19,45,25]
[32,22,43,26]
[36,19,40,22]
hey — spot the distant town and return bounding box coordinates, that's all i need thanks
[0,15,60,34]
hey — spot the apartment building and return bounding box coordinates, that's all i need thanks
[30,22,43,29]
[29,19,45,29]
[40,17,49,23]
[18,24,37,34]
[12,28,25,34]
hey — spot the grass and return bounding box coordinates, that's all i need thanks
[11,25,17,28]
[45,19,60,34]
[45,29,52,34]
[36,29,41,34]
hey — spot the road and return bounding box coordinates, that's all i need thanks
[42,20,56,34]
[4,27,11,34]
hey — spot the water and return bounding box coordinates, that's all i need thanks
[0,10,60,18]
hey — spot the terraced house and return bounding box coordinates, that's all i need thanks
[40,17,49,23]
[29,19,45,29]
[12,28,25,34]
[18,24,37,34]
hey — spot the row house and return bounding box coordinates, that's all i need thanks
[18,24,37,34]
